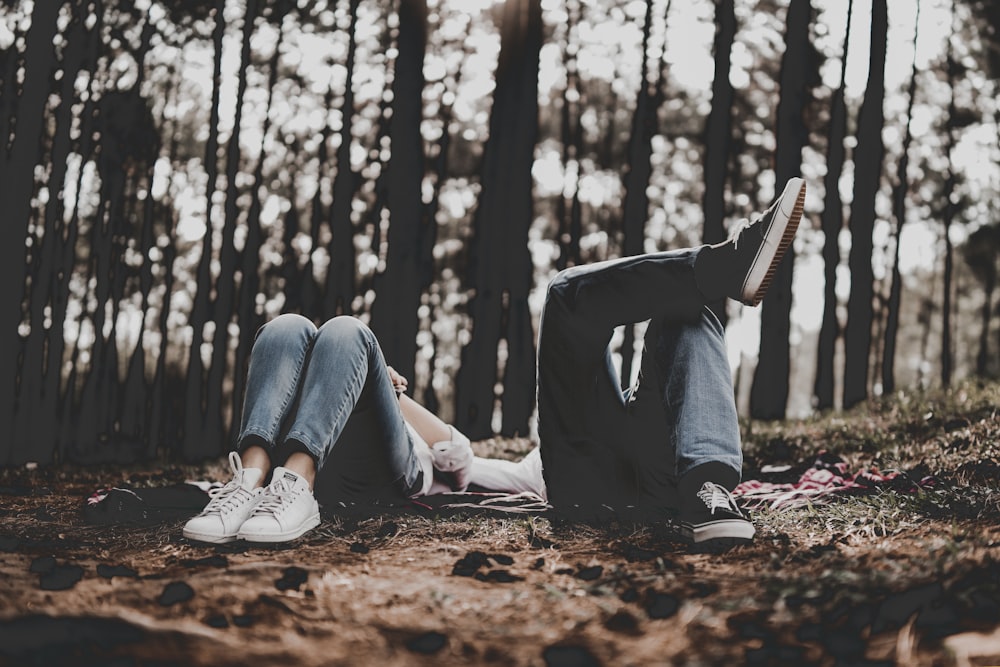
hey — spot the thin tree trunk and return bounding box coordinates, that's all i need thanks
[619,0,664,389]
[941,8,958,388]
[324,0,361,318]
[842,0,887,409]
[455,0,542,438]
[0,0,61,462]
[556,0,582,271]
[183,0,226,460]
[702,0,736,323]
[12,1,90,464]
[370,0,429,385]
[118,21,158,457]
[749,0,812,420]
[814,0,853,410]
[232,20,286,437]
[882,0,920,395]
[208,0,259,448]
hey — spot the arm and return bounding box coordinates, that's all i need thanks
[398,393,451,446]
[386,365,450,445]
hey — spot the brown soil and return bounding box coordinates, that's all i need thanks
[2,459,1000,667]
[4,392,1000,667]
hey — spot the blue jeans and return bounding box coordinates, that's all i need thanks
[537,248,742,509]
[237,314,423,501]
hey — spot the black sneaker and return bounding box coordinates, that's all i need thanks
[729,177,805,306]
[679,481,755,551]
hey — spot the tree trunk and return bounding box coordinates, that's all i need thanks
[455,0,542,438]
[842,0,887,409]
[12,1,91,464]
[749,0,812,420]
[324,0,361,318]
[370,0,429,385]
[619,0,663,390]
[556,0,582,271]
[232,20,286,437]
[0,0,60,463]
[701,0,736,323]
[941,10,958,388]
[209,0,259,447]
[814,0,853,410]
[183,0,226,460]
[882,0,920,395]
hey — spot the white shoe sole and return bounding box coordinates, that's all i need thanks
[682,518,757,545]
[182,527,238,544]
[238,512,321,543]
[739,177,806,306]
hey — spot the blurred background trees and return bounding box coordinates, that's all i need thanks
[1,0,998,464]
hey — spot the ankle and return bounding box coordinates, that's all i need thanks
[693,245,730,303]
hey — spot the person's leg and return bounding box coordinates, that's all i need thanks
[279,316,424,499]
[236,312,319,473]
[239,316,425,541]
[536,248,706,507]
[184,313,317,543]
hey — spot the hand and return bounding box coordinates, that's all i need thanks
[387,366,408,395]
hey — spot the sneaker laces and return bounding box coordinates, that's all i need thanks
[204,482,256,515]
[251,476,302,518]
[696,482,742,516]
[729,217,760,251]
[201,451,255,515]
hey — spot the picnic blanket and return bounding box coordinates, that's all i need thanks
[734,450,935,510]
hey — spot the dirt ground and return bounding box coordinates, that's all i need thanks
[3,393,1000,666]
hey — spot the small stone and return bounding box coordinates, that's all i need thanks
[406,631,447,654]
[474,569,523,584]
[29,555,56,574]
[645,591,679,620]
[97,564,138,579]
[575,565,603,581]
[158,581,195,606]
[542,645,601,667]
[275,566,308,591]
[39,564,84,591]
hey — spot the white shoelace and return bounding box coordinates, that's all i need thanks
[697,482,741,516]
[251,477,302,518]
[203,482,255,515]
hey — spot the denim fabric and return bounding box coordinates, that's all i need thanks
[536,248,742,509]
[237,314,423,501]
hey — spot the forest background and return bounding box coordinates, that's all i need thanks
[1,0,999,467]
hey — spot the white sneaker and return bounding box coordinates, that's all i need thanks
[183,451,263,544]
[431,426,474,492]
[237,467,320,543]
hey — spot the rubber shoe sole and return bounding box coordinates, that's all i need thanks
[181,527,238,544]
[739,177,806,306]
[681,518,756,553]
[237,512,321,543]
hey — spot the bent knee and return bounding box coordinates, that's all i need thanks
[316,315,375,346]
[257,313,316,342]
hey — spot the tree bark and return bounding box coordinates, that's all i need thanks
[183,0,226,460]
[619,0,664,390]
[881,0,920,395]
[324,0,361,318]
[0,0,61,463]
[455,0,542,438]
[814,0,853,410]
[701,0,736,324]
[842,0,887,409]
[749,0,812,420]
[370,0,429,385]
